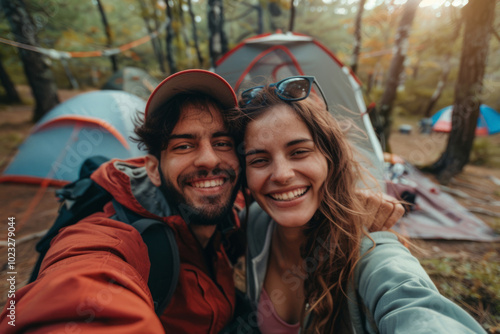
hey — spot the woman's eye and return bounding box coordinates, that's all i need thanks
[292,149,310,157]
[247,158,267,166]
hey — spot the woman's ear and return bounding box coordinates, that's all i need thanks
[145,154,161,187]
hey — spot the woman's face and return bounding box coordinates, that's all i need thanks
[244,105,328,228]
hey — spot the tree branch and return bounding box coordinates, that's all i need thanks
[491,27,500,42]
[226,9,254,22]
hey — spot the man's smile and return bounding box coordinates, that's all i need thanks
[189,177,226,189]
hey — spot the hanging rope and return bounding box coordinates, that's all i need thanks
[0,21,167,60]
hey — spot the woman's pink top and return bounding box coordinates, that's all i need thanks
[257,288,301,334]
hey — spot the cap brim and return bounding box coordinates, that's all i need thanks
[145,69,237,117]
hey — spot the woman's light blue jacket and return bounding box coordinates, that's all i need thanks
[244,202,486,334]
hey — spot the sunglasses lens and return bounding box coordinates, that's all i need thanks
[276,78,311,100]
[241,87,264,105]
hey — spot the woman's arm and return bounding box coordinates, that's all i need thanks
[352,232,486,334]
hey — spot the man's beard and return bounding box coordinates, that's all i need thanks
[159,167,239,226]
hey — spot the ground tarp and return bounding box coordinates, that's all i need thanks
[387,162,500,242]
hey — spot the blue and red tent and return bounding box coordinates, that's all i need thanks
[0,91,145,186]
[431,104,500,136]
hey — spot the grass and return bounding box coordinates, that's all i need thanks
[471,138,500,169]
[420,256,500,333]
[490,218,500,235]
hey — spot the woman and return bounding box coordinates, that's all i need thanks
[236,76,485,334]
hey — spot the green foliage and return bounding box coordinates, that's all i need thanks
[470,138,500,168]
[490,219,500,235]
[471,139,491,166]
[0,0,499,118]
[420,255,500,330]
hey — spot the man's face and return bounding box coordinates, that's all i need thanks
[151,104,240,225]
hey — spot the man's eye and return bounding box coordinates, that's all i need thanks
[214,141,234,149]
[173,144,193,150]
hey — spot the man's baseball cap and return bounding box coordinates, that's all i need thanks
[145,69,238,118]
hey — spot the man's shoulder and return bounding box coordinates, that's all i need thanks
[91,157,148,186]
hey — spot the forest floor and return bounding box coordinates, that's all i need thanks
[0,86,499,332]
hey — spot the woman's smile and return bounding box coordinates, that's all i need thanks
[267,186,309,201]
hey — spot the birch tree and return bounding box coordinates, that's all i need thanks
[350,0,367,75]
[376,0,422,150]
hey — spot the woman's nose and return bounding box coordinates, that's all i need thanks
[270,159,295,184]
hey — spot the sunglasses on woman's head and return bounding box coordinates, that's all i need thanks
[240,76,329,111]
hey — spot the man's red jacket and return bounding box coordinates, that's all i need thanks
[0,157,243,333]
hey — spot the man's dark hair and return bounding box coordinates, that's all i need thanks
[134,91,240,157]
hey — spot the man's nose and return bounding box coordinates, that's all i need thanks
[194,143,221,169]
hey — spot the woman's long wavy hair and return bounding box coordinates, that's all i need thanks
[238,85,375,334]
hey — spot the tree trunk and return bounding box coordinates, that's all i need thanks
[288,0,295,32]
[366,71,373,96]
[178,2,193,62]
[187,0,204,66]
[1,0,59,121]
[208,0,228,67]
[423,12,462,118]
[60,59,79,90]
[412,54,420,80]
[148,0,165,55]
[431,0,496,184]
[138,0,166,73]
[423,54,451,118]
[492,28,500,42]
[95,0,118,72]
[256,4,263,34]
[0,58,21,102]
[376,0,422,150]
[350,0,366,75]
[231,2,263,36]
[165,0,177,74]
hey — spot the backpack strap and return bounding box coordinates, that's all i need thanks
[112,200,180,317]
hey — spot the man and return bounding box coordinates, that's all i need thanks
[0,70,402,333]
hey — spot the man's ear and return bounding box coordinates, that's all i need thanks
[145,154,162,187]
